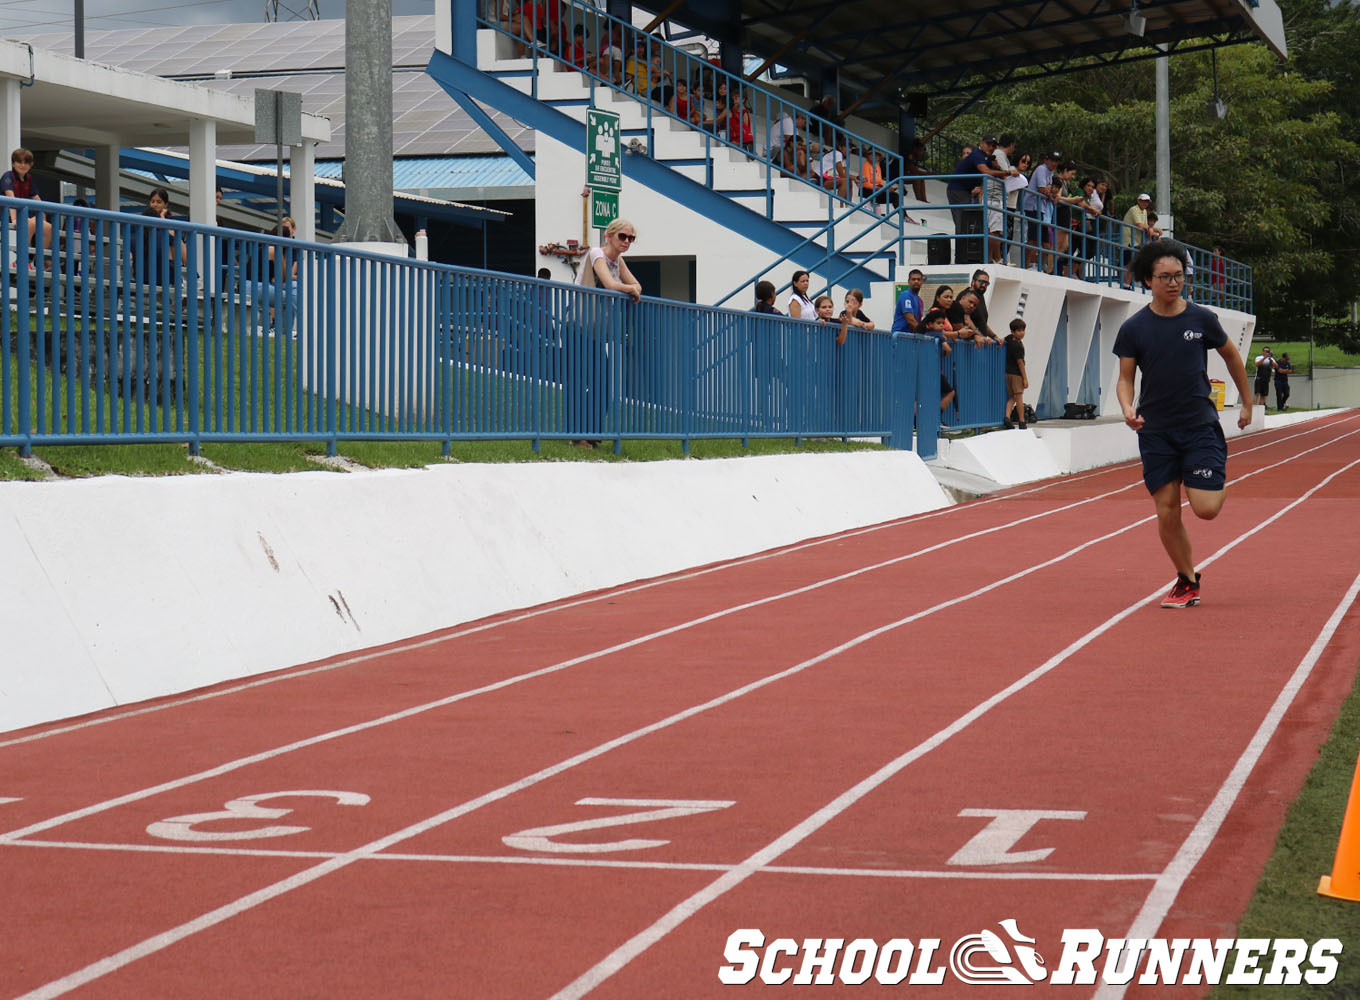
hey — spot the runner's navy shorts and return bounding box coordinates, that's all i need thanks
[1138,421,1227,494]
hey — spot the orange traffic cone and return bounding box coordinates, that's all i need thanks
[1318,750,1360,901]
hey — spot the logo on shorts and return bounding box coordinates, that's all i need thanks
[1183,329,1203,341]
[1191,467,1213,478]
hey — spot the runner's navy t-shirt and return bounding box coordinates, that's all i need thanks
[1112,302,1228,432]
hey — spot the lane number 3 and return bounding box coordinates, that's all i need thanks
[147,790,370,842]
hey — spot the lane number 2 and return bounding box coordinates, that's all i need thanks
[147,790,370,842]
[503,797,736,854]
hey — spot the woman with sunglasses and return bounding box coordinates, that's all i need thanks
[577,218,642,302]
[571,218,641,447]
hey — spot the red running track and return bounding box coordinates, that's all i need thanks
[3,412,1360,999]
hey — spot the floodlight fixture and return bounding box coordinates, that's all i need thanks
[1124,4,1147,36]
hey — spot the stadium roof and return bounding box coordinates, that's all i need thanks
[653,0,1286,113]
[13,16,532,162]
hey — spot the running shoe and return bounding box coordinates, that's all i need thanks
[1160,573,1201,608]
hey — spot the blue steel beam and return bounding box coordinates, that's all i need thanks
[425,47,885,292]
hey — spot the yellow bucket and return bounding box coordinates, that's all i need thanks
[1209,379,1226,411]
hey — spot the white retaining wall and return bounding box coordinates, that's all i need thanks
[0,451,951,735]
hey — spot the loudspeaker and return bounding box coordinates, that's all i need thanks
[906,94,928,118]
[927,237,950,266]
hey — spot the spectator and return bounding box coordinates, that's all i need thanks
[1003,318,1029,429]
[920,307,958,418]
[511,0,559,57]
[820,137,855,199]
[1210,245,1226,305]
[625,38,651,95]
[561,23,587,70]
[578,217,641,301]
[767,111,805,158]
[929,285,958,331]
[2,147,53,271]
[1051,161,1083,276]
[1076,177,1102,278]
[890,268,925,334]
[814,294,837,322]
[1274,352,1293,411]
[728,99,754,152]
[594,29,625,85]
[904,137,929,203]
[1113,239,1253,609]
[840,289,874,331]
[860,150,894,215]
[948,137,1004,264]
[1004,152,1032,265]
[959,270,1001,344]
[1252,346,1275,407]
[1122,193,1155,286]
[948,289,991,346]
[262,216,299,336]
[753,279,782,314]
[785,269,815,319]
[986,134,1021,262]
[1023,151,1061,271]
[671,79,702,126]
[648,51,674,108]
[571,217,641,448]
[137,186,185,285]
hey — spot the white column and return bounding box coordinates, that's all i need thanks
[0,77,21,161]
[94,145,120,211]
[188,118,216,225]
[294,139,316,243]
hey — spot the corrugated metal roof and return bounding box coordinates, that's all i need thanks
[15,16,534,162]
[315,156,534,202]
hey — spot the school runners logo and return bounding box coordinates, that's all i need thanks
[950,919,1047,984]
[1183,329,1203,340]
[718,926,1342,986]
[1190,467,1214,478]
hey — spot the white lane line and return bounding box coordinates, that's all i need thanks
[546,452,1360,1000]
[1091,564,1360,1000]
[11,437,1359,1000]
[3,837,1158,880]
[10,491,1176,999]
[0,478,1152,845]
[3,412,1343,752]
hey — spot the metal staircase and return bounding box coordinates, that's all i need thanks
[428,0,945,304]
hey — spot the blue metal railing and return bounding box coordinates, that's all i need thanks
[2,197,945,458]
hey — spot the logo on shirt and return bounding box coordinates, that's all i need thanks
[1183,330,1203,341]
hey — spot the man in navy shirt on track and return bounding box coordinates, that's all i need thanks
[1113,239,1252,609]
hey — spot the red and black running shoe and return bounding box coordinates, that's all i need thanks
[1160,572,1201,609]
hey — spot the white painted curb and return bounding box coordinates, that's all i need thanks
[0,451,951,734]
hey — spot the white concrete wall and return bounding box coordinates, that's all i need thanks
[0,451,951,735]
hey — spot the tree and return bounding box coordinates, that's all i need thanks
[941,0,1360,345]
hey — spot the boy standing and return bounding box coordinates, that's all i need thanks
[1113,240,1252,609]
[1003,319,1028,429]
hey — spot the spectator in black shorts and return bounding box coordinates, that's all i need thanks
[1113,239,1253,609]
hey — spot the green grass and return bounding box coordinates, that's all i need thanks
[1210,664,1360,999]
[36,443,207,479]
[1249,340,1360,374]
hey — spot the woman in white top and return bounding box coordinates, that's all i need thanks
[784,269,815,319]
[577,217,642,301]
[570,218,641,449]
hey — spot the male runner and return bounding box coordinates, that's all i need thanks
[1113,239,1252,608]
